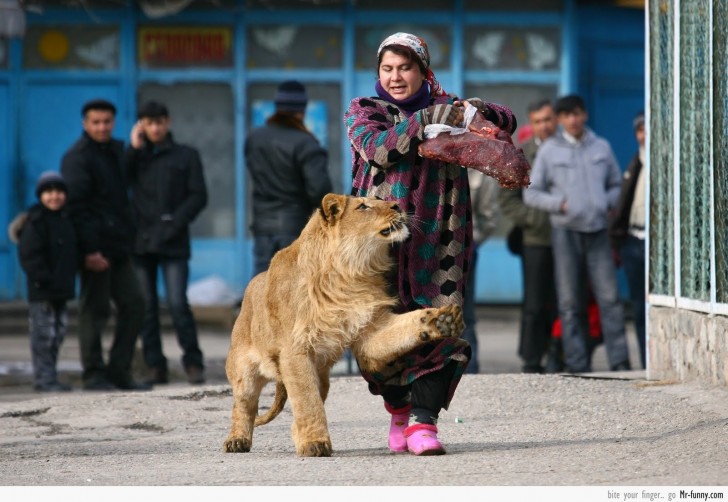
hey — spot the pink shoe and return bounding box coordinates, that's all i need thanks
[385,403,410,453]
[404,424,446,456]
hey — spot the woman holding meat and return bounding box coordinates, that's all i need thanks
[345,32,517,455]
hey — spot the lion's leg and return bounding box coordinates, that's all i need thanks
[354,304,464,374]
[280,352,333,457]
[223,357,268,453]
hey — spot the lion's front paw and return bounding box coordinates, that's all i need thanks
[418,305,464,341]
[297,440,333,457]
[224,437,251,453]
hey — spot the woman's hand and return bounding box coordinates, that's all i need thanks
[425,104,464,127]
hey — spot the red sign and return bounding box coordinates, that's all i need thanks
[139,27,233,67]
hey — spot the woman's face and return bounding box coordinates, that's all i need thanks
[378,50,425,100]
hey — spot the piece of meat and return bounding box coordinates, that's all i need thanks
[418,111,531,189]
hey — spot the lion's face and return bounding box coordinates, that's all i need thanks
[319,194,409,245]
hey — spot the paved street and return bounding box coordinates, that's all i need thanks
[1,305,727,495]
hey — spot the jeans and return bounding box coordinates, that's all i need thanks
[28,301,67,386]
[622,234,646,369]
[78,255,145,384]
[518,245,558,371]
[551,227,629,372]
[253,234,299,276]
[461,248,480,374]
[134,254,204,371]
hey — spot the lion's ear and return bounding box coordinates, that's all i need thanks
[319,193,346,225]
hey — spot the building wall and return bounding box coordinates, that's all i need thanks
[646,0,728,387]
[0,1,646,303]
[649,307,728,386]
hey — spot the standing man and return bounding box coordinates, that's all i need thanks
[609,111,647,369]
[461,171,499,374]
[498,98,559,373]
[125,100,208,385]
[524,94,630,373]
[61,99,149,391]
[245,80,332,275]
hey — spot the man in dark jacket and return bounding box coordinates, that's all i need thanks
[609,111,646,369]
[125,100,208,385]
[61,99,149,391]
[245,80,332,275]
[17,171,77,392]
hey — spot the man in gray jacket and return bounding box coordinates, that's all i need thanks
[523,94,630,373]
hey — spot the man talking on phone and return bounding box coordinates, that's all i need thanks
[124,100,208,386]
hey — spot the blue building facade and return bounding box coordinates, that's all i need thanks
[0,0,645,302]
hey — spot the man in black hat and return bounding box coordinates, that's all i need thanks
[245,80,332,275]
[60,99,149,391]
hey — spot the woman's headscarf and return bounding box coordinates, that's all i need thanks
[377,32,447,98]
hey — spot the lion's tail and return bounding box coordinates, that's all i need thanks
[254,381,287,427]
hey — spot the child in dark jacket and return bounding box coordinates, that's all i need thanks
[16,171,78,392]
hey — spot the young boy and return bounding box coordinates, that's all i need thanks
[16,171,78,392]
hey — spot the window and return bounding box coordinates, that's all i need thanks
[23,25,119,70]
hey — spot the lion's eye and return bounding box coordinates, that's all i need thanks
[356,203,369,210]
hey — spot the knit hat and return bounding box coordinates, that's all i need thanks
[275,80,308,113]
[35,171,67,199]
[377,32,446,98]
[633,111,645,131]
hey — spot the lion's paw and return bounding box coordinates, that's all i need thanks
[418,305,464,341]
[297,440,333,457]
[224,437,251,453]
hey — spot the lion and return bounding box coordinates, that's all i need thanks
[223,193,464,457]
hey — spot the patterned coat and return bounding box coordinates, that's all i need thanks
[345,94,472,312]
[345,93,472,405]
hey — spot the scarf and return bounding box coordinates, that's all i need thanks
[375,80,432,114]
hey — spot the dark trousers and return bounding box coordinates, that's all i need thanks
[622,235,646,368]
[382,360,460,416]
[253,234,299,276]
[28,301,67,386]
[133,254,204,371]
[518,245,558,371]
[78,255,145,384]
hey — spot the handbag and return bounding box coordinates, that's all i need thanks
[506,225,523,256]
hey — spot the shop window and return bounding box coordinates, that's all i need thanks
[22,25,119,70]
[357,0,451,8]
[464,0,564,10]
[138,26,234,69]
[245,0,343,8]
[0,39,7,69]
[246,25,342,68]
[464,26,560,71]
[355,25,451,71]
[138,83,236,238]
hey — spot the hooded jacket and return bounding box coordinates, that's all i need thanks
[17,204,78,302]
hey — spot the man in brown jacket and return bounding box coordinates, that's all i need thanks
[498,98,559,373]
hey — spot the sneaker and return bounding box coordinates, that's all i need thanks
[611,361,632,371]
[111,378,153,391]
[404,424,446,456]
[34,382,72,392]
[145,367,168,385]
[384,403,411,453]
[185,366,205,385]
[83,377,117,391]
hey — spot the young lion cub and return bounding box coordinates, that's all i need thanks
[223,193,464,457]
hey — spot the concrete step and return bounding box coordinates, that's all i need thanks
[0,300,238,336]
